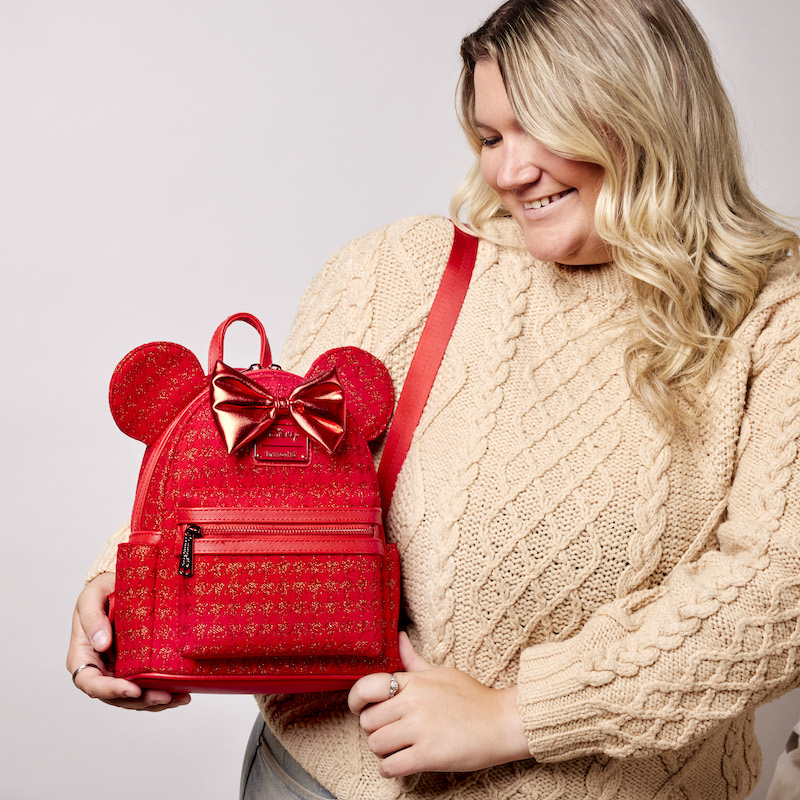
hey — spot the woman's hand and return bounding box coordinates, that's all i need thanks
[66,573,191,711]
[348,632,530,777]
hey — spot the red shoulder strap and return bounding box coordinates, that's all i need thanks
[377,224,479,516]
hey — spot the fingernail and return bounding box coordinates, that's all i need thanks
[123,690,140,698]
[92,630,109,650]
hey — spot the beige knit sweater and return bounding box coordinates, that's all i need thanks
[92,215,800,800]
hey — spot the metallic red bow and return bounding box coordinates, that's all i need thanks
[210,362,346,455]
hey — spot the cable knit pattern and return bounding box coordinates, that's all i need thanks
[618,414,671,597]
[90,215,800,799]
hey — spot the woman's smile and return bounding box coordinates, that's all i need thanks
[522,187,576,211]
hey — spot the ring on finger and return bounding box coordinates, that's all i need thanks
[71,663,102,686]
[388,673,399,698]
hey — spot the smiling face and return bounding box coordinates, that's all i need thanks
[474,60,610,266]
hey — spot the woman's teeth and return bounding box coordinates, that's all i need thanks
[523,190,572,209]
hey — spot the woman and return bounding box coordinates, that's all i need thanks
[68,0,800,798]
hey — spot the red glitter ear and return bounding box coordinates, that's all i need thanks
[109,342,205,445]
[307,347,394,442]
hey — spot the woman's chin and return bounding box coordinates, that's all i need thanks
[522,234,609,266]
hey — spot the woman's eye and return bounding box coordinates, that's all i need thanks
[480,136,501,148]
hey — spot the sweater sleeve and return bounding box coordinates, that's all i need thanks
[517,297,800,762]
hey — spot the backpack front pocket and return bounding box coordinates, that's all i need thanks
[175,508,386,659]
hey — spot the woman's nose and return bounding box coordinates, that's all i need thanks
[495,141,542,191]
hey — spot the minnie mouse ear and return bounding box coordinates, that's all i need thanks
[306,347,394,442]
[109,342,205,445]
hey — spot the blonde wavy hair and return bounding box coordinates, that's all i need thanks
[451,0,799,429]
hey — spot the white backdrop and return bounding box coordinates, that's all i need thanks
[1,2,798,798]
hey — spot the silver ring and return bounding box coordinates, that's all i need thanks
[388,673,399,698]
[71,663,102,686]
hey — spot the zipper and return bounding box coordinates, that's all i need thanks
[176,522,380,577]
[194,524,371,537]
[177,506,383,527]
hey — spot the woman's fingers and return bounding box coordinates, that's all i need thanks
[348,671,402,716]
[66,604,125,696]
[67,574,191,711]
[349,632,428,717]
[138,693,192,711]
[76,572,115,652]
[378,746,424,780]
[67,609,144,704]
[72,659,138,701]
[69,645,191,710]
[357,685,408,733]
[398,631,432,672]
[352,657,531,776]
[366,718,414,758]
[109,690,192,711]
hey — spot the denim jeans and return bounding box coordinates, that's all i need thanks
[240,716,338,800]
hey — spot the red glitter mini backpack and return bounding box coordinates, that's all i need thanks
[107,226,478,694]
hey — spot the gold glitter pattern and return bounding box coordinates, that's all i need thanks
[180,552,384,658]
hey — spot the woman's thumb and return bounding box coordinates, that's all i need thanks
[398,631,432,672]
